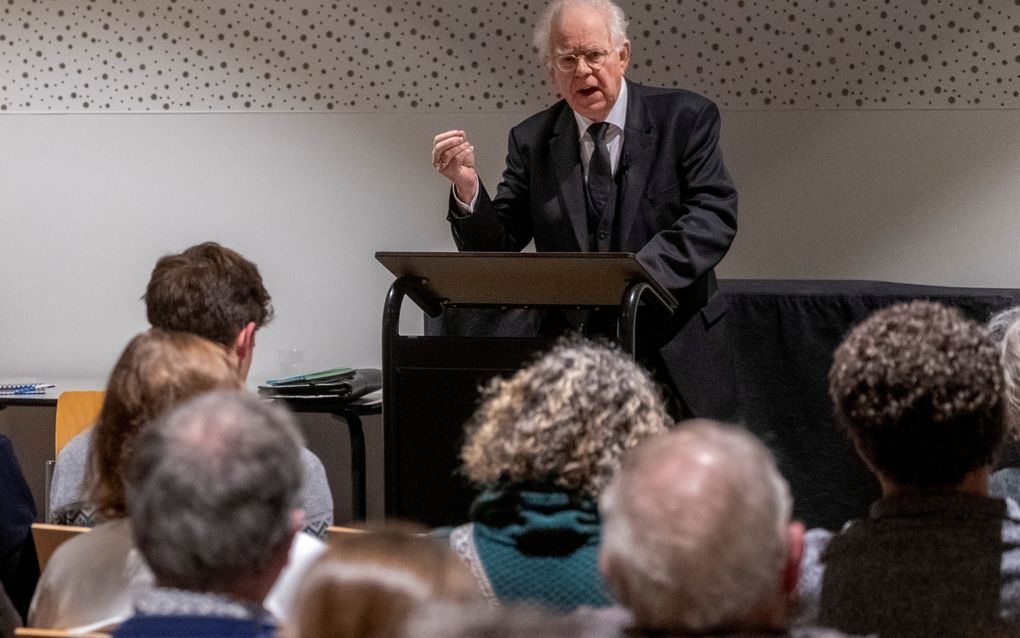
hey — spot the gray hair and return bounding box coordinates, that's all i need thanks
[599,420,792,634]
[990,307,1020,439]
[988,306,1020,346]
[126,391,304,591]
[532,0,629,63]
[1001,317,1020,440]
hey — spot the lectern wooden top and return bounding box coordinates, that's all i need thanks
[375,251,676,309]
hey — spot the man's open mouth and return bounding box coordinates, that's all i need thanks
[579,87,599,97]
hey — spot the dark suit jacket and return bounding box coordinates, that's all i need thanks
[448,81,738,418]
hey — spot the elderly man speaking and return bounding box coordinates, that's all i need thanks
[432,0,738,419]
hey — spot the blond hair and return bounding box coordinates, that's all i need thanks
[87,329,240,519]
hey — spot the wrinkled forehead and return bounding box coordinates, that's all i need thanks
[550,5,615,54]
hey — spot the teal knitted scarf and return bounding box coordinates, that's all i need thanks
[469,483,613,610]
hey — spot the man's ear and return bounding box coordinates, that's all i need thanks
[233,322,257,380]
[782,520,806,597]
[234,322,256,359]
[619,39,631,70]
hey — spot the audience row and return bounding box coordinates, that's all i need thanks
[4,239,1020,638]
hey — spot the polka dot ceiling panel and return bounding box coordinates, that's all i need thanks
[1,0,1017,112]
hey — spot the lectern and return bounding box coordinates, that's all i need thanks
[376,251,676,526]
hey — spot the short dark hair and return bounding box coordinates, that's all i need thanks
[829,300,1005,488]
[144,242,273,347]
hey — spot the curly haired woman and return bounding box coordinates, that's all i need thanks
[442,339,671,610]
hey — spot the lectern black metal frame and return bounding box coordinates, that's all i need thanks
[376,251,676,526]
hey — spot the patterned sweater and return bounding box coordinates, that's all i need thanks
[444,484,613,611]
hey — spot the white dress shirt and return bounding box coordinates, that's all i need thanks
[453,81,629,212]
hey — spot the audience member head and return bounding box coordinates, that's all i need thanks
[126,391,303,602]
[987,305,1020,346]
[289,525,479,638]
[144,242,273,379]
[461,339,670,498]
[86,329,240,521]
[829,300,1005,492]
[599,420,800,634]
[992,308,1020,441]
[404,602,620,638]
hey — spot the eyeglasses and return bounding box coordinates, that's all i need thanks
[553,48,610,73]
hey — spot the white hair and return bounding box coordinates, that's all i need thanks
[989,306,1020,440]
[1001,317,1020,440]
[532,0,629,63]
[988,306,1020,346]
[599,420,792,634]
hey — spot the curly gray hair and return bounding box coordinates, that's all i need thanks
[461,339,671,497]
[532,0,629,64]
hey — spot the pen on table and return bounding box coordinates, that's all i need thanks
[4,383,56,393]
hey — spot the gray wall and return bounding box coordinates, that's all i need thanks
[2,1,1020,517]
[2,0,1018,383]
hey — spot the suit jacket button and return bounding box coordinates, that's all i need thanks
[598,230,608,239]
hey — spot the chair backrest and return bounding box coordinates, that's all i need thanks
[54,391,104,457]
[31,523,91,573]
[16,629,109,638]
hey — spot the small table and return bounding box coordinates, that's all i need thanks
[270,392,382,521]
[0,378,104,409]
[2,379,382,522]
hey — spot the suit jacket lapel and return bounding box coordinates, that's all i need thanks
[548,105,589,251]
[618,80,655,250]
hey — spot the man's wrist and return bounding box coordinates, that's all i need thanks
[452,174,479,210]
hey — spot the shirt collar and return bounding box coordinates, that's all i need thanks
[573,80,628,140]
[134,587,273,624]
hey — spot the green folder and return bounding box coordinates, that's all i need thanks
[265,367,355,386]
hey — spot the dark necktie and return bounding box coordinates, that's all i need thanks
[586,122,613,217]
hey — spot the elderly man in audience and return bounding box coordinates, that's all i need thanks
[988,305,1020,500]
[443,339,671,610]
[112,392,304,638]
[599,420,843,637]
[50,241,333,537]
[797,300,1020,637]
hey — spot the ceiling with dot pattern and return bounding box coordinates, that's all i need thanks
[1,0,1018,112]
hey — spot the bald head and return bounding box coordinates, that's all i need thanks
[599,420,800,634]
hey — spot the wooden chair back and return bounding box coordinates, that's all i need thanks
[54,391,104,456]
[16,629,109,638]
[31,523,91,573]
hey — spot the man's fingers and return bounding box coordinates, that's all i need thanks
[448,143,475,168]
[432,131,471,164]
[435,141,473,170]
[433,129,464,146]
[433,136,466,160]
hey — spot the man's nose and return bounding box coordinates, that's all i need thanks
[574,58,595,76]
